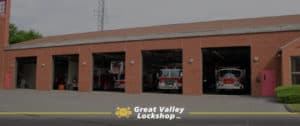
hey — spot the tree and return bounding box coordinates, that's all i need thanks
[9,23,43,44]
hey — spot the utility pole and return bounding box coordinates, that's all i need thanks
[95,0,105,31]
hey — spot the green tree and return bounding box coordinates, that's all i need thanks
[9,23,43,44]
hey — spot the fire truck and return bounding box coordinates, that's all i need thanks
[110,61,125,89]
[157,68,183,90]
[215,67,245,90]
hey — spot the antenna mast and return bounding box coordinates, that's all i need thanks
[96,0,105,31]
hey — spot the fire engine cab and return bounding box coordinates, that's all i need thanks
[110,61,125,89]
[158,68,182,90]
[215,67,245,90]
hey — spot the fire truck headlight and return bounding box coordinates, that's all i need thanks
[178,83,182,87]
[234,83,240,87]
[217,83,223,87]
[174,81,177,85]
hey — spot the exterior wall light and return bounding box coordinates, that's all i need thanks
[82,61,87,65]
[253,56,259,63]
[277,53,281,57]
[188,57,194,64]
[41,64,46,67]
[130,60,135,65]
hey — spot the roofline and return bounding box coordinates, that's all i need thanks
[279,36,300,51]
[5,23,300,51]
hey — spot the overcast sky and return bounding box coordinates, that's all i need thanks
[10,0,300,36]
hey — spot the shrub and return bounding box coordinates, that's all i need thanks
[275,85,300,103]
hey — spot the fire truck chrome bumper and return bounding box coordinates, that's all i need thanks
[216,84,243,89]
[158,84,181,90]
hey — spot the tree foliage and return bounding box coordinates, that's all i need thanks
[9,23,43,44]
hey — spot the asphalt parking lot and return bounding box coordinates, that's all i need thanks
[1,89,300,126]
[0,89,287,113]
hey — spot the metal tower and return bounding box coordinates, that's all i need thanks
[96,0,105,31]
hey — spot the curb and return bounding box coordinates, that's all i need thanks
[284,104,300,112]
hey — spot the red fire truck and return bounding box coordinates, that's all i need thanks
[215,67,245,90]
[158,68,183,90]
[110,61,125,89]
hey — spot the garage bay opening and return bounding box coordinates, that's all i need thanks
[142,49,182,94]
[53,55,79,91]
[202,47,251,95]
[93,52,125,92]
[16,57,37,89]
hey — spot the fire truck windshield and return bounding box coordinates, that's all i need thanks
[160,69,181,77]
[219,70,241,78]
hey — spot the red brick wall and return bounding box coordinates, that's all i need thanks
[2,31,300,96]
[0,0,10,89]
[0,0,10,48]
[0,0,300,96]
[36,49,52,91]
[125,42,142,94]
[182,38,202,95]
[281,38,300,85]
[78,47,93,92]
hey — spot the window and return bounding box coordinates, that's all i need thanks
[291,56,300,84]
[0,0,6,16]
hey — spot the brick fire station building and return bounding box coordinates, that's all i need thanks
[1,0,300,96]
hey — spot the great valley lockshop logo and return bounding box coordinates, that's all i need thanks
[115,106,184,120]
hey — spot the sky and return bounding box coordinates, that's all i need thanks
[10,0,300,36]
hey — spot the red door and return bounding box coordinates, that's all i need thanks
[261,70,276,96]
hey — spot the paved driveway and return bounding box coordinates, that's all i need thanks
[1,89,299,126]
[0,89,286,113]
